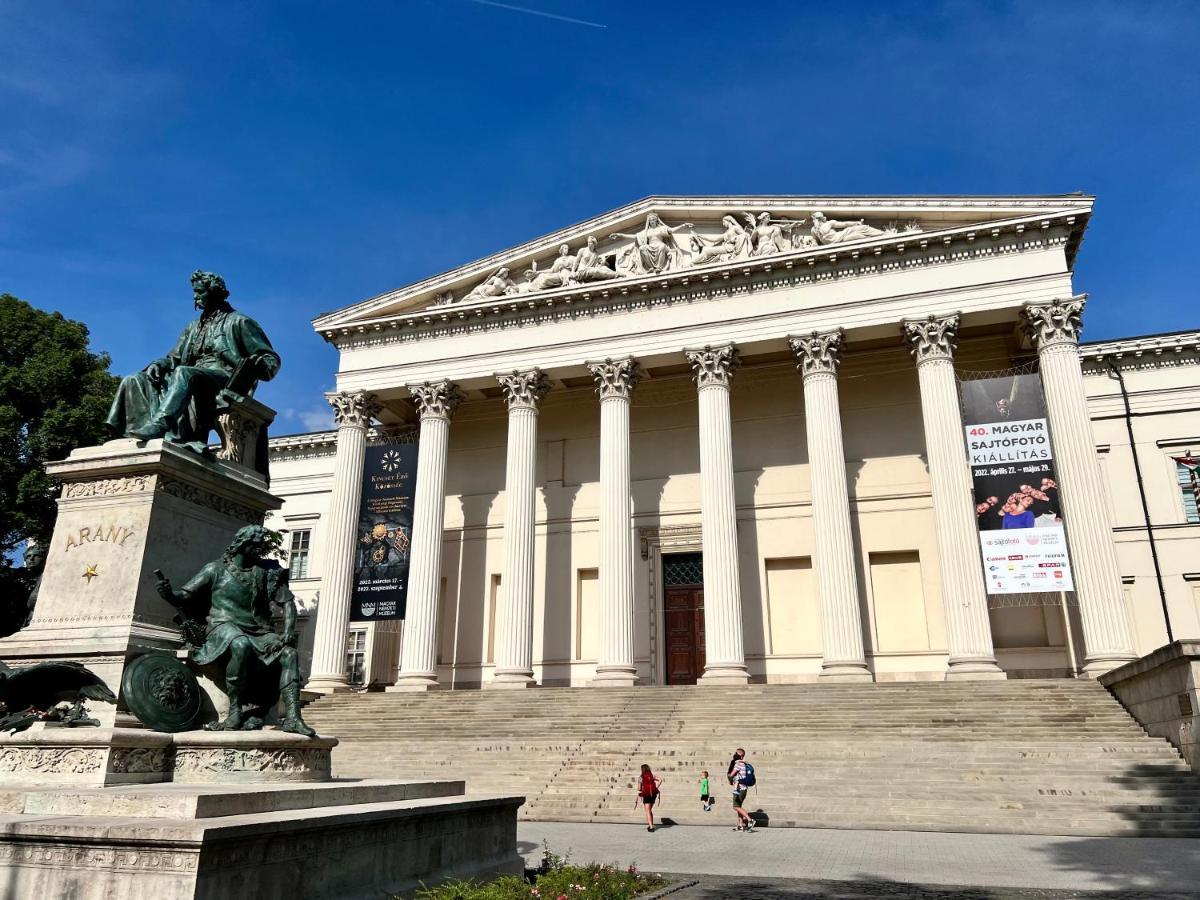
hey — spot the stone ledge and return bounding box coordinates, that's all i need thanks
[1099,640,1200,686]
[14,777,466,819]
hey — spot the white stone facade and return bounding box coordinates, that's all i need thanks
[259,196,1200,689]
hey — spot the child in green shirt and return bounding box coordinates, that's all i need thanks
[700,770,712,812]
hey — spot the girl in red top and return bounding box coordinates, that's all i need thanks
[637,764,664,832]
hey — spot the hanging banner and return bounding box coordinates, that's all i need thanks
[961,373,1074,595]
[350,444,419,620]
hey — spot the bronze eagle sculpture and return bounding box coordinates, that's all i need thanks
[0,660,117,733]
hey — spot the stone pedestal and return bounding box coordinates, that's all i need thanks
[0,438,280,724]
[0,777,523,899]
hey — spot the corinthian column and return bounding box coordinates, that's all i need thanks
[391,380,465,691]
[685,345,749,685]
[788,331,872,681]
[902,316,1005,681]
[306,390,382,692]
[587,358,642,686]
[489,369,551,688]
[1023,296,1136,675]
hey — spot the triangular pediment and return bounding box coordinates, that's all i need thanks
[313,194,1093,332]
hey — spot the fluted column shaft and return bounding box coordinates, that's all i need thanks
[686,345,749,684]
[589,359,641,686]
[490,370,551,688]
[1023,297,1135,675]
[307,391,381,692]
[789,332,872,681]
[392,381,465,691]
[903,316,1005,681]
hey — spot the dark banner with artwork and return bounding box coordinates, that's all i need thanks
[351,444,418,620]
[961,372,1074,594]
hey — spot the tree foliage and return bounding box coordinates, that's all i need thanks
[0,294,119,575]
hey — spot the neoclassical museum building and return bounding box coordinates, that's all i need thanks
[265,195,1200,692]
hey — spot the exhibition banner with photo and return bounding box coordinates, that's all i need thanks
[350,444,419,620]
[961,373,1074,594]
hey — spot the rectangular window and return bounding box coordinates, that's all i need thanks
[1177,461,1200,524]
[288,529,312,580]
[869,551,929,652]
[576,568,599,660]
[487,574,502,664]
[345,628,367,686]
[764,557,820,655]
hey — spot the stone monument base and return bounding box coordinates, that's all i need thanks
[0,728,336,787]
[0,779,523,899]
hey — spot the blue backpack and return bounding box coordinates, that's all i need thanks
[740,761,756,788]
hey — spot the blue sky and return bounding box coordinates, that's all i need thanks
[2,1,1198,435]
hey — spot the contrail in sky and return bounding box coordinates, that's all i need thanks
[468,0,607,29]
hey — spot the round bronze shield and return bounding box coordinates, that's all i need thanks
[121,652,204,733]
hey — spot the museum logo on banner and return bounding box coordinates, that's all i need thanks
[351,444,419,620]
[961,372,1075,595]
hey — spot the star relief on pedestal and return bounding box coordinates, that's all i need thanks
[326,390,383,428]
[408,380,466,420]
[789,330,845,378]
[496,369,552,410]
[902,314,960,364]
[587,358,642,400]
[1022,294,1087,349]
[685,344,740,388]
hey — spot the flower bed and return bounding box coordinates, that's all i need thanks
[413,845,668,900]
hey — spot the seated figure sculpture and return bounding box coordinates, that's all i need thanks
[106,270,281,454]
[155,525,316,737]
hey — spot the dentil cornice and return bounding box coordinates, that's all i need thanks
[789,330,845,378]
[587,358,643,400]
[902,314,960,364]
[497,369,552,410]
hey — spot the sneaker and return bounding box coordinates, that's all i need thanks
[733,825,744,832]
[744,820,756,832]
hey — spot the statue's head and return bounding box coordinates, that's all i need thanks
[190,270,230,310]
[758,212,771,224]
[559,244,570,256]
[24,544,47,571]
[647,214,661,227]
[224,525,272,561]
[811,211,826,222]
[587,235,597,249]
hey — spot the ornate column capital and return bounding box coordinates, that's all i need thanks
[496,369,552,411]
[685,344,740,388]
[408,380,465,420]
[789,329,845,378]
[326,390,382,429]
[1022,295,1087,350]
[587,357,642,400]
[902,314,960,365]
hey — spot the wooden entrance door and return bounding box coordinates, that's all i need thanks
[664,585,705,685]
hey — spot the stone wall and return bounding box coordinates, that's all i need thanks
[1099,640,1200,772]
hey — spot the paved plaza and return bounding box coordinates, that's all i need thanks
[518,822,1200,897]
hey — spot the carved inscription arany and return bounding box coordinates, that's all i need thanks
[64,524,136,552]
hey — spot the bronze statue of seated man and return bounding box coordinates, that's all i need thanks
[155,525,315,737]
[106,270,280,454]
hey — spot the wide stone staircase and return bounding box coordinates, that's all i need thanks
[303,680,1200,836]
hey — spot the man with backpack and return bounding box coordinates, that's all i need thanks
[727,747,756,832]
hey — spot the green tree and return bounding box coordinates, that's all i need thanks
[0,294,119,584]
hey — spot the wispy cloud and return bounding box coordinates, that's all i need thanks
[468,0,606,29]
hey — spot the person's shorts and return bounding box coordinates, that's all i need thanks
[700,793,711,803]
[641,793,657,806]
[732,789,748,806]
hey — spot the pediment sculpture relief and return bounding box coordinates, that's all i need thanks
[454,210,921,304]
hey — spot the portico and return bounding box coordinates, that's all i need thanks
[294,195,1137,691]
